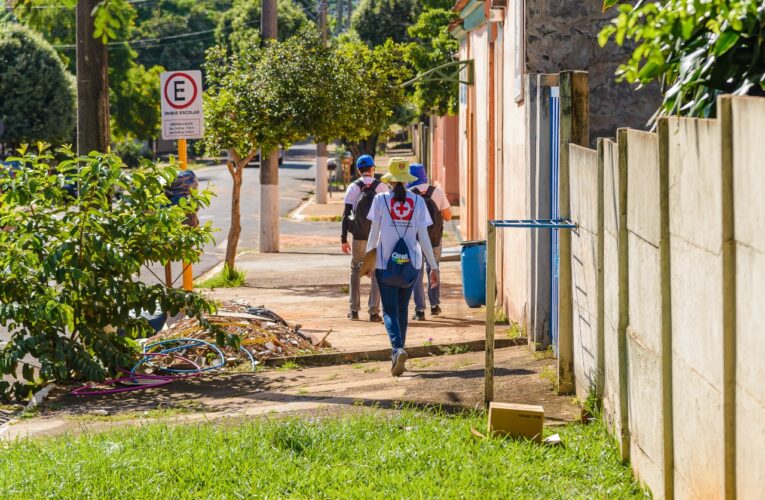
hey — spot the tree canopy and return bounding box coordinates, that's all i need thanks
[599,0,765,122]
[352,0,421,47]
[0,22,76,146]
[405,7,459,116]
[215,0,310,54]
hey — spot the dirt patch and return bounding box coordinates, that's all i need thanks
[8,346,580,440]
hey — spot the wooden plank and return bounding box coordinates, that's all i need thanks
[485,221,497,407]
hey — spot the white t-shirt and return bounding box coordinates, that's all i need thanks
[367,191,432,270]
[343,175,389,206]
[410,183,451,211]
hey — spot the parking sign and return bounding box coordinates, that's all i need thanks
[160,71,204,140]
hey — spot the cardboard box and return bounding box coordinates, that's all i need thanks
[488,402,544,442]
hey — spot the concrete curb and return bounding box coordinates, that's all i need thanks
[264,337,526,367]
[0,382,56,439]
[289,196,314,222]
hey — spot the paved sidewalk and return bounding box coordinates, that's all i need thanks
[208,247,493,354]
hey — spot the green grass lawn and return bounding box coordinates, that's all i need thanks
[0,410,647,498]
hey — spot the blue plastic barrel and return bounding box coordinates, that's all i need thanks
[460,240,486,308]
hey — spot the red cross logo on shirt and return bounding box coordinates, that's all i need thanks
[390,198,414,221]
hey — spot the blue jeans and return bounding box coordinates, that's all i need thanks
[376,270,415,353]
[413,245,441,311]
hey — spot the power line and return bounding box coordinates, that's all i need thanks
[22,0,153,9]
[53,18,261,49]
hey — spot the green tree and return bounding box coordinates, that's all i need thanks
[599,0,765,123]
[110,63,165,141]
[405,7,459,116]
[0,144,224,401]
[352,0,421,47]
[132,0,229,72]
[334,38,412,156]
[0,23,75,147]
[215,0,310,53]
[202,29,330,269]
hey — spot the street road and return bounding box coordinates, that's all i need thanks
[146,141,339,284]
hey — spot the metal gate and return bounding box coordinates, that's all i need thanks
[549,86,561,355]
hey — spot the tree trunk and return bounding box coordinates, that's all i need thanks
[349,134,379,159]
[225,160,244,269]
[76,0,110,154]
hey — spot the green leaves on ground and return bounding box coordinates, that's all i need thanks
[0,410,648,497]
[0,145,227,401]
[599,0,765,123]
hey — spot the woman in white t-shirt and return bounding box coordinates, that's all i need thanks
[365,158,439,376]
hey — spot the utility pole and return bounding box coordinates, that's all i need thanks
[315,0,329,204]
[260,0,280,252]
[76,0,110,154]
[335,0,343,35]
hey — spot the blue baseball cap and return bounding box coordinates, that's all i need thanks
[406,163,428,189]
[356,154,375,170]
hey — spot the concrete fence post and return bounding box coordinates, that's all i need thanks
[557,70,589,395]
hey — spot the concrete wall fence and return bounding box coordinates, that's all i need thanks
[564,95,765,499]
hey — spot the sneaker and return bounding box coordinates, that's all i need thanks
[369,313,383,323]
[391,348,408,377]
[347,311,359,320]
[430,305,442,316]
[412,310,426,321]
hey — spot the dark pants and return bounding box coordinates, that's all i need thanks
[413,245,442,311]
[376,269,415,353]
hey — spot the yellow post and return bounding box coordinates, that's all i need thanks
[178,139,193,291]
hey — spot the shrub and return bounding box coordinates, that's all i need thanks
[0,23,76,146]
[0,144,233,401]
[599,0,765,123]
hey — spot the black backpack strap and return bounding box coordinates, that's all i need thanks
[411,187,422,195]
[425,185,436,198]
[368,179,381,191]
[354,178,366,189]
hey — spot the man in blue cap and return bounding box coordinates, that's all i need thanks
[407,163,452,320]
[341,155,389,321]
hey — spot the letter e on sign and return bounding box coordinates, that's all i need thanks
[160,70,204,140]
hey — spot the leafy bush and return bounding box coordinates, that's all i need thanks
[113,138,151,168]
[0,23,76,146]
[598,0,765,123]
[0,144,230,401]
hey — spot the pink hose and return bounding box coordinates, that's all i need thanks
[71,353,202,396]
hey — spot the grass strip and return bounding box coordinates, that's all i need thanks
[0,410,647,498]
[196,264,246,289]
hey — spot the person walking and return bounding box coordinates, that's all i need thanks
[341,154,388,322]
[366,158,439,376]
[406,164,452,320]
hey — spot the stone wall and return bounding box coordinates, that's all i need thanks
[525,0,661,144]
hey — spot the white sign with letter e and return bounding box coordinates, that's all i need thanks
[160,70,204,140]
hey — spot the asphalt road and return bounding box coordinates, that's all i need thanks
[144,142,339,284]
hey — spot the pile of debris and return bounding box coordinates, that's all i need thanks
[144,300,332,368]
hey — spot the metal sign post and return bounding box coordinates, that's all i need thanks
[161,70,204,292]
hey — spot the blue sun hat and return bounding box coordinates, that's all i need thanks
[406,163,428,189]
